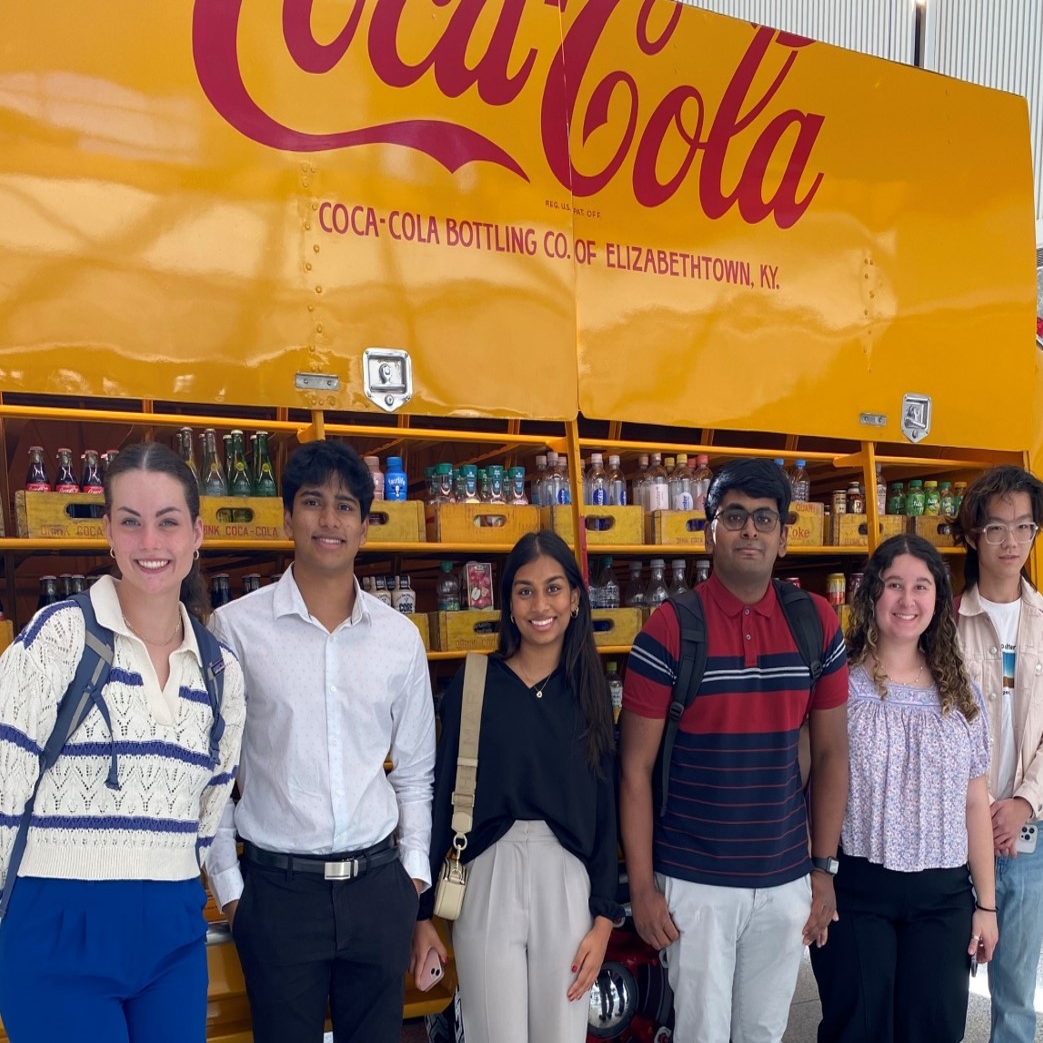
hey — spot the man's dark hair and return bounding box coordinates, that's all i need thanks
[281,440,375,520]
[704,458,792,522]
[951,465,1043,589]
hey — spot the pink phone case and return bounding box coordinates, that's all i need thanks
[418,950,444,992]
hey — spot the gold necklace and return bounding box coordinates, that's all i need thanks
[880,659,926,686]
[124,612,183,646]
[513,666,555,699]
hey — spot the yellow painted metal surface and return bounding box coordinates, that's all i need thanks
[0,1,1036,444]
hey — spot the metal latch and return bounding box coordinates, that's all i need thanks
[363,348,413,413]
[900,393,932,443]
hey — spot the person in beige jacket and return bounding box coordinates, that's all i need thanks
[953,465,1043,1043]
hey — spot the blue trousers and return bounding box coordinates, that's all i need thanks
[990,846,1043,1043]
[0,877,208,1043]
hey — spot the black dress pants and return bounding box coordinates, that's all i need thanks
[809,852,973,1043]
[232,853,419,1043]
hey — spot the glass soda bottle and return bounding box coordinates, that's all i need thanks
[242,574,262,595]
[607,454,627,506]
[25,446,52,491]
[254,432,278,497]
[437,561,461,611]
[645,558,669,607]
[54,448,79,493]
[624,561,647,608]
[691,455,713,511]
[200,429,229,496]
[598,557,620,609]
[80,450,104,494]
[210,574,231,607]
[37,575,60,609]
[227,430,253,496]
[177,427,199,486]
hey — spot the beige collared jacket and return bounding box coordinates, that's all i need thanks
[957,579,1043,815]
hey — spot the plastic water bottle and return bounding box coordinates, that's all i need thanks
[876,462,886,516]
[607,454,627,506]
[606,662,624,724]
[586,453,609,506]
[545,452,564,506]
[647,454,670,512]
[645,559,669,607]
[790,459,810,502]
[691,454,713,511]
[632,454,650,510]
[624,561,647,608]
[670,454,694,510]
[598,557,620,609]
[532,454,548,506]
[667,559,688,597]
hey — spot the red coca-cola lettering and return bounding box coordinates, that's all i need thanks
[192,0,825,225]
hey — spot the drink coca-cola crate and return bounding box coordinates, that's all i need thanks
[786,501,825,547]
[591,608,643,648]
[14,490,105,539]
[199,497,285,540]
[830,513,908,546]
[426,503,539,544]
[427,610,500,652]
[541,505,644,545]
[645,510,706,548]
[909,515,957,547]
[367,501,425,543]
[406,612,430,651]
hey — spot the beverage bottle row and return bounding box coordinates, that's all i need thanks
[627,453,713,512]
[360,574,417,613]
[36,573,89,609]
[426,462,528,507]
[885,479,966,517]
[184,428,279,498]
[606,558,711,609]
[25,446,116,494]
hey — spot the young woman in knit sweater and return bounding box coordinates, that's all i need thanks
[0,442,245,1043]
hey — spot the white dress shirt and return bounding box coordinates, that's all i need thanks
[206,568,435,910]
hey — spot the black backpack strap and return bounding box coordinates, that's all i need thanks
[189,618,226,769]
[658,590,707,817]
[0,594,115,917]
[773,580,824,687]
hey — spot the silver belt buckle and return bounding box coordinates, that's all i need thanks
[324,858,360,881]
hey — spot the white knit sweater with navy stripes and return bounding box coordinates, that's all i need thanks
[0,577,245,898]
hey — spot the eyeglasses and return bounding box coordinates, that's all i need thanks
[714,507,781,533]
[979,522,1040,545]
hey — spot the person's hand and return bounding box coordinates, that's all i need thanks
[567,917,613,1002]
[969,908,998,964]
[222,899,239,930]
[630,884,679,951]
[803,872,838,947]
[992,797,1032,857]
[410,920,448,990]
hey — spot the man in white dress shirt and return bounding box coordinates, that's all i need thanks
[207,440,435,1043]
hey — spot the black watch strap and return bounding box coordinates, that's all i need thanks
[811,855,839,876]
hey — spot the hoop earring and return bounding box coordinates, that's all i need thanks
[510,613,516,624]
[109,548,116,559]
[193,550,200,561]
[571,607,579,619]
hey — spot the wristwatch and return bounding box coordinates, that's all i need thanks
[811,856,839,876]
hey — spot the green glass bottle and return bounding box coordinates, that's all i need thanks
[254,431,278,497]
[228,429,254,497]
[200,429,228,496]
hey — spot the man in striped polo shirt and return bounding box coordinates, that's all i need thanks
[620,457,849,1043]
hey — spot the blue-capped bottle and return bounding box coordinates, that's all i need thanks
[384,456,408,502]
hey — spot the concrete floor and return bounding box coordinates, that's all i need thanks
[394,948,1043,1042]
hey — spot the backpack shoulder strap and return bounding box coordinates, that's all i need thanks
[773,580,824,687]
[188,617,226,769]
[658,590,707,817]
[1,593,114,917]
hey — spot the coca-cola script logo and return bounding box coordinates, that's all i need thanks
[193,0,824,227]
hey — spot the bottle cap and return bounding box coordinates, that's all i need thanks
[387,456,403,469]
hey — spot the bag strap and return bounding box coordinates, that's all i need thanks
[772,580,823,687]
[189,618,226,767]
[660,589,707,817]
[0,594,114,917]
[449,652,488,848]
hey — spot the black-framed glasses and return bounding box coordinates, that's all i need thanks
[714,507,781,533]
[979,522,1040,545]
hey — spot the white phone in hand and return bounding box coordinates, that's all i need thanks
[1017,822,1038,854]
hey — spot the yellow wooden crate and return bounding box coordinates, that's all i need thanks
[910,515,957,547]
[0,620,14,655]
[786,501,825,546]
[540,505,644,545]
[406,612,430,651]
[645,510,707,547]
[591,608,643,648]
[15,490,105,538]
[427,610,501,651]
[199,497,285,540]
[830,513,908,546]
[367,500,425,543]
[426,504,540,544]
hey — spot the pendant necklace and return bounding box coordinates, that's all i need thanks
[124,612,183,646]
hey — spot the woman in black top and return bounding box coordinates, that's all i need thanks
[411,531,619,1043]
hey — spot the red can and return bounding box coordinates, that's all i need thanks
[826,573,846,607]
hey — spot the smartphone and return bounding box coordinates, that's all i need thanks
[1017,822,1038,855]
[417,949,444,992]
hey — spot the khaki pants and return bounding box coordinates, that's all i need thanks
[453,820,593,1043]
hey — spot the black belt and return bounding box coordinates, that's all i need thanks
[242,835,398,881]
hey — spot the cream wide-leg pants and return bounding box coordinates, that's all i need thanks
[452,820,594,1043]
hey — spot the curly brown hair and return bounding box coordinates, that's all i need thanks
[846,534,978,721]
